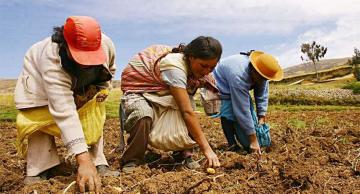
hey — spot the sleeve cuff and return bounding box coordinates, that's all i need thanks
[257,110,267,116]
[66,138,88,155]
[257,113,266,117]
[245,128,256,135]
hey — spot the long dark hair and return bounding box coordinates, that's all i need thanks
[51,26,66,48]
[172,36,222,64]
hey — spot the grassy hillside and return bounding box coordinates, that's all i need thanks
[284,57,350,77]
[0,79,17,94]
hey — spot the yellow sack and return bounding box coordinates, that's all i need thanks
[16,90,108,157]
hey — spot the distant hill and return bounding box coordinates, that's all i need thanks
[112,80,121,88]
[0,79,17,94]
[284,57,350,77]
[0,57,352,92]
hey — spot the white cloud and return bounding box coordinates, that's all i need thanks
[70,0,360,67]
[3,0,359,68]
[22,0,358,38]
[276,13,360,68]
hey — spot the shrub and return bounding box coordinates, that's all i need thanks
[349,48,360,81]
[342,82,360,94]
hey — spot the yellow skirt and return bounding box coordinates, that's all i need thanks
[16,90,108,157]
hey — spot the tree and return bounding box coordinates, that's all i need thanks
[349,47,360,81]
[300,41,327,81]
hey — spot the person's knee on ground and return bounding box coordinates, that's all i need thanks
[220,117,238,147]
[234,123,252,152]
[24,131,61,184]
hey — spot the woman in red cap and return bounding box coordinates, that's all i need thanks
[120,36,222,172]
[15,16,117,193]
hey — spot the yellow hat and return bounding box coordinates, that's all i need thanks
[249,51,284,81]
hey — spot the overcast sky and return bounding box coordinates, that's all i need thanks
[1,0,359,78]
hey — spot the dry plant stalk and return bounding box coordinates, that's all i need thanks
[63,181,76,194]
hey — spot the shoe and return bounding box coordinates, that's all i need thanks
[171,151,184,162]
[47,163,73,178]
[171,151,200,169]
[121,162,138,174]
[23,170,48,185]
[184,157,200,169]
[96,165,120,177]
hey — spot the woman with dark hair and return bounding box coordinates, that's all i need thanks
[15,16,118,193]
[120,36,222,172]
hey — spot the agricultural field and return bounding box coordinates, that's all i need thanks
[1,79,360,193]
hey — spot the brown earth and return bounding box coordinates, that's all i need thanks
[1,110,360,193]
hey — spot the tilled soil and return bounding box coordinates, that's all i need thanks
[1,110,360,193]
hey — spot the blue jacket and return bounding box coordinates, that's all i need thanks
[213,54,269,135]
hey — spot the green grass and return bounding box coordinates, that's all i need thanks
[0,89,123,121]
[1,88,360,121]
[0,94,14,106]
[314,117,330,128]
[106,88,122,103]
[288,119,306,129]
[315,117,329,125]
[105,88,121,118]
[270,77,356,90]
[106,100,120,118]
[269,78,360,106]
[0,94,16,121]
[342,81,360,94]
[0,106,17,121]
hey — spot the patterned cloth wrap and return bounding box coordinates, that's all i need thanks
[121,44,218,94]
[120,44,219,151]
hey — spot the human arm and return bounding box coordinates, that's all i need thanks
[170,86,220,167]
[76,152,101,193]
[254,81,269,124]
[229,78,260,154]
[38,45,100,192]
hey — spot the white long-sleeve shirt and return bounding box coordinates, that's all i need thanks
[14,34,116,154]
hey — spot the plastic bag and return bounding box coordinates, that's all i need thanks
[250,100,271,147]
[16,90,108,157]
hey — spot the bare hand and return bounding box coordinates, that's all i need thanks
[96,93,108,102]
[249,141,261,155]
[203,148,220,167]
[249,134,261,155]
[258,115,266,125]
[76,152,101,193]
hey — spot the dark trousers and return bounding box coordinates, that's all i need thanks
[220,117,250,150]
[121,117,152,165]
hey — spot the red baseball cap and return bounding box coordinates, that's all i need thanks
[63,16,106,65]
